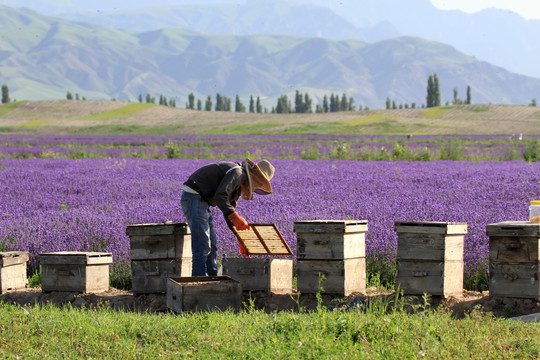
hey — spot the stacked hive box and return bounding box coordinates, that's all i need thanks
[486,221,539,300]
[166,276,242,313]
[0,251,29,293]
[126,222,192,294]
[222,257,292,294]
[39,251,113,293]
[395,221,467,298]
[294,220,368,296]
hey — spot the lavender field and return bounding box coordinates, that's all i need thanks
[1,157,538,289]
[1,134,539,161]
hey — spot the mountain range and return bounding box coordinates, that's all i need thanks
[1,3,540,109]
[5,0,540,79]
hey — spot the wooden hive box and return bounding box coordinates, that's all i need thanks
[294,220,368,295]
[0,251,29,293]
[486,221,540,300]
[166,276,242,314]
[222,257,293,294]
[395,221,467,298]
[296,258,366,296]
[39,251,112,293]
[126,222,192,294]
[294,220,368,260]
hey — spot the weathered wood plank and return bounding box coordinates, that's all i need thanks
[131,258,191,294]
[166,276,242,313]
[222,258,292,294]
[489,236,539,263]
[41,263,111,293]
[39,252,112,265]
[129,234,191,260]
[486,221,540,237]
[126,222,190,236]
[296,258,366,296]
[489,263,539,300]
[0,251,29,267]
[395,221,467,235]
[0,262,28,293]
[396,260,463,297]
[293,220,368,234]
[396,234,464,261]
[296,232,365,260]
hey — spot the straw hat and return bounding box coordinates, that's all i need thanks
[242,158,275,200]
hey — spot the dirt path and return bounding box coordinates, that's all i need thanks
[1,287,538,321]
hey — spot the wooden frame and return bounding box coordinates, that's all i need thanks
[231,223,292,256]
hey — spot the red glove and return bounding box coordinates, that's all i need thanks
[238,240,249,257]
[228,211,250,230]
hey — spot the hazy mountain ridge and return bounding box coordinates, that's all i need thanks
[34,0,540,79]
[1,5,540,108]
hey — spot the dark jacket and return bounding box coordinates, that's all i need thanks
[184,161,246,219]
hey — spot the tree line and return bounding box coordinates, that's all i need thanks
[1,80,537,109]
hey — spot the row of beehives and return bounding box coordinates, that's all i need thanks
[1,220,539,312]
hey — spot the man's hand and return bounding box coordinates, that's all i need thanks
[238,240,249,257]
[228,211,250,230]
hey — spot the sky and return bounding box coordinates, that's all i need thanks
[430,0,540,19]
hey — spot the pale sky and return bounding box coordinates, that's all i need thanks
[431,0,540,19]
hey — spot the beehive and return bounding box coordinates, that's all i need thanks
[166,276,242,313]
[222,257,292,294]
[294,220,368,296]
[39,251,112,293]
[395,221,467,298]
[0,251,29,293]
[486,221,540,300]
[126,222,192,294]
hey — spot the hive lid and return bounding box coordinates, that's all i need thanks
[38,251,113,265]
[395,221,468,235]
[126,222,190,236]
[0,251,29,266]
[293,220,368,233]
[231,224,293,256]
[486,221,540,237]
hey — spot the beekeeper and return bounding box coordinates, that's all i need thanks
[181,158,275,276]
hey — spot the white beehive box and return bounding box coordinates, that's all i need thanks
[486,221,540,300]
[126,222,192,294]
[222,257,293,294]
[39,251,112,293]
[166,276,242,313]
[395,221,467,298]
[0,251,29,293]
[294,220,368,295]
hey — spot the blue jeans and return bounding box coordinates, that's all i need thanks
[181,191,218,276]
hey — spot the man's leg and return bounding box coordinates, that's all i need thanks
[181,192,212,276]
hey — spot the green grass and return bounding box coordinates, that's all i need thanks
[0,101,24,116]
[76,103,157,121]
[419,106,454,119]
[1,298,538,359]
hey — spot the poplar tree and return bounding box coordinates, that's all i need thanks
[2,84,10,104]
[256,96,262,113]
[304,93,312,113]
[235,95,245,112]
[295,90,304,113]
[466,85,472,105]
[249,95,255,113]
[187,93,195,109]
[205,96,212,111]
[323,95,329,113]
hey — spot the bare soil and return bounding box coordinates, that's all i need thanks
[1,287,539,320]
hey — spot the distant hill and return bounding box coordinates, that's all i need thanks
[2,5,540,109]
